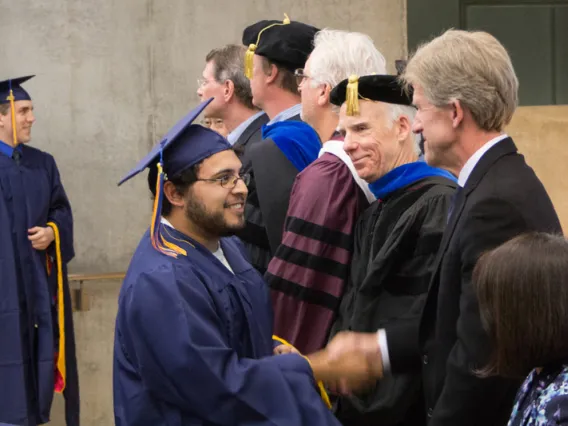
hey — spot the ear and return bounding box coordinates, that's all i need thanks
[224,79,235,102]
[396,114,412,143]
[317,83,331,107]
[451,99,465,129]
[265,63,279,85]
[163,181,185,209]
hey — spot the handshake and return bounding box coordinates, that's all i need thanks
[274,331,385,394]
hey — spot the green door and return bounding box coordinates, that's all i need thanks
[407,0,568,105]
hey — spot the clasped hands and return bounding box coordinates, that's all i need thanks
[274,331,384,395]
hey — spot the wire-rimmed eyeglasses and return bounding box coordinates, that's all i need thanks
[196,173,251,189]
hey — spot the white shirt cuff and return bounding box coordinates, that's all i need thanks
[377,329,391,374]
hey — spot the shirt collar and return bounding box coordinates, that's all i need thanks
[458,134,509,187]
[226,111,265,146]
[267,104,302,125]
[160,216,175,229]
[0,139,23,159]
[160,216,221,252]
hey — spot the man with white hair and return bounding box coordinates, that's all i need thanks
[328,73,457,426]
[267,29,384,355]
[326,30,562,426]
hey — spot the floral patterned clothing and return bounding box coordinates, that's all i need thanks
[508,364,568,425]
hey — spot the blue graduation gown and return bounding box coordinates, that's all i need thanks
[113,225,340,426]
[0,144,78,426]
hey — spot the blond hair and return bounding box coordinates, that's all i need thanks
[402,29,518,132]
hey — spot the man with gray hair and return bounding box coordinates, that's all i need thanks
[267,29,384,356]
[327,72,457,426]
[326,29,561,426]
[197,44,270,273]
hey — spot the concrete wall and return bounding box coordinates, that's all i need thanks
[0,1,407,424]
[50,280,121,426]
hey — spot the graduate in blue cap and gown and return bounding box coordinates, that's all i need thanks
[113,98,377,426]
[0,76,78,426]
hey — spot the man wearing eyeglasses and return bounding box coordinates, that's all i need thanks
[114,99,377,426]
[267,29,385,355]
[197,44,271,274]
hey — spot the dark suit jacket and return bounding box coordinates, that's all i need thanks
[386,137,562,426]
[233,112,269,174]
[233,112,271,273]
[248,113,304,254]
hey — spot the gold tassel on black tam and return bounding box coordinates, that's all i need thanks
[244,14,291,79]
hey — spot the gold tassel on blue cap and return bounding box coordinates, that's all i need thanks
[150,147,186,258]
[7,80,18,147]
[346,74,360,116]
[244,13,291,79]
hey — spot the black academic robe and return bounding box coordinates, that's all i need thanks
[331,176,457,426]
[0,144,78,426]
[247,114,303,257]
[385,138,563,426]
[233,113,271,274]
[113,226,340,426]
[233,112,269,174]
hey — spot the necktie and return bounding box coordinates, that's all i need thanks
[12,149,21,166]
[447,186,464,223]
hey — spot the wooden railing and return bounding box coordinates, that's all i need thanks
[68,272,126,283]
[67,272,125,312]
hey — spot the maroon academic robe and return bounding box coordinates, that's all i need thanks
[266,139,373,354]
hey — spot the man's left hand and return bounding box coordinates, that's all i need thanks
[28,226,55,251]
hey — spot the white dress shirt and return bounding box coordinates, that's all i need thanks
[457,134,509,187]
[267,104,302,125]
[226,111,265,146]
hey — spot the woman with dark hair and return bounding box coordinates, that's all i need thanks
[474,232,568,425]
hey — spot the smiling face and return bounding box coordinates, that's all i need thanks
[184,149,248,236]
[338,100,402,183]
[0,100,35,145]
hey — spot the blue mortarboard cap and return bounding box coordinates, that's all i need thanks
[118,98,231,186]
[0,75,34,104]
[119,97,232,258]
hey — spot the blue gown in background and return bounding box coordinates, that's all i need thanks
[113,224,340,426]
[0,142,78,426]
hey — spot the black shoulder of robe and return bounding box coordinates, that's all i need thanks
[331,175,457,426]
